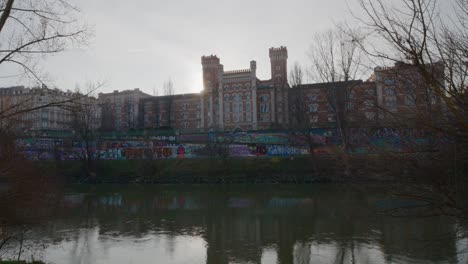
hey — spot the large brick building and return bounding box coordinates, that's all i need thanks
[100,46,446,133]
[201,46,290,131]
[98,88,151,131]
[137,47,291,133]
[1,46,444,134]
[136,46,415,133]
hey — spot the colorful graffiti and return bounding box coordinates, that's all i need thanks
[228,144,268,157]
[179,134,210,143]
[15,128,445,160]
[217,132,290,144]
[266,145,309,156]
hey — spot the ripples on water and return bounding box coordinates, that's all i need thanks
[4,185,468,264]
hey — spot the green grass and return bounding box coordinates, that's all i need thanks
[36,156,325,183]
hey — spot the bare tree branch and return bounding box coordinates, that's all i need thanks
[0,0,13,33]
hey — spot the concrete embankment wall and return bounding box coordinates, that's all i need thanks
[18,127,444,161]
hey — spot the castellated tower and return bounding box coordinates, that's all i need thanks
[250,60,257,76]
[269,46,288,87]
[201,55,220,93]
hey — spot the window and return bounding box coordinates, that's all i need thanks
[384,78,395,85]
[224,95,230,113]
[238,94,243,110]
[309,103,318,113]
[385,99,397,111]
[246,93,251,113]
[349,91,356,100]
[232,94,239,113]
[309,95,318,102]
[232,94,243,122]
[385,87,397,111]
[364,100,374,108]
[365,112,376,120]
[182,103,188,110]
[310,115,318,123]
[327,114,336,122]
[429,89,437,105]
[224,85,229,90]
[385,87,396,96]
[246,83,251,89]
[260,95,269,113]
[364,89,374,97]
[405,95,416,107]
[261,114,270,122]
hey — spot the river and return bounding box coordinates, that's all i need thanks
[4,184,468,264]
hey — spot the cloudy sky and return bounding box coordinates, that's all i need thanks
[0,0,374,94]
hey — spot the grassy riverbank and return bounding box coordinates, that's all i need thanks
[33,153,441,184]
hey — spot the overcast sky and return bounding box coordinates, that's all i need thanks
[0,0,427,95]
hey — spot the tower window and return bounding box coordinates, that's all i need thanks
[260,95,269,113]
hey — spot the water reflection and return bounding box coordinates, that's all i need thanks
[17,185,468,263]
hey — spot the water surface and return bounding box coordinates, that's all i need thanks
[10,185,468,263]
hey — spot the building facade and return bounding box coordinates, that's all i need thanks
[135,46,387,133]
[98,88,151,132]
[1,47,444,135]
[200,46,290,132]
[0,86,97,134]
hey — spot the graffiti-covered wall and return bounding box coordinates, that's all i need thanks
[15,128,444,160]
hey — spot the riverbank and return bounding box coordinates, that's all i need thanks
[34,153,443,184]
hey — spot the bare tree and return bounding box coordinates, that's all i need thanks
[287,63,321,174]
[0,0,92,255]
[308,28,365,83]
[351,0,467,129]
[308,27,366,124]
[325,82,362,153]
[0,0,90,85]
[70,83,103,181]
[350,0,468,221]
[289,62,304,88]
[308,28,367,163]
[0,0,92,128]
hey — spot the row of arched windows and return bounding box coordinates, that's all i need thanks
[224,93,253,123]
[223,83,251,90]
[223,93,252,113]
